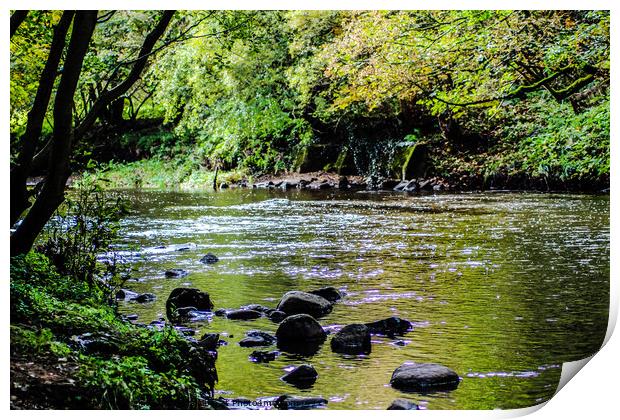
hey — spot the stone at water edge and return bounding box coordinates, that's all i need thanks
[276,291,333,318]
[387,399,419,410]
[274,395,328,410]
[197,333,220,351]
[166,287,213,320]
[280,364,318,388]
[330,324,371,355]
[390,362,460,392]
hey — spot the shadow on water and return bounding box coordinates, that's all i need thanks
[111,188,609,410]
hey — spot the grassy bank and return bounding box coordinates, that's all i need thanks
[10,252,217,409]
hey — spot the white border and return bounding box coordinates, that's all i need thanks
[3,2,617,418]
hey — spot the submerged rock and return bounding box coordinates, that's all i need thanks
[274,395,328,410]
[131,293,156,303]
[330,324,371,355]
[390,362,460,392]
[276,291,333,318]
[226,309,262,320]
[307,286,343,303]
[249,350,279,363]
[387,399,419,410]
[280,364,318,388]
[166,287,213,320]
[165,268,189,278]
[199,253,219,264]
[276,314,326,354]
[239,331,276,347]
[365,316,412,337]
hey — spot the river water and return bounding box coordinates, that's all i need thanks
[113,189,609,410]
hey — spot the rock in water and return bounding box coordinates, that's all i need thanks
[387,399,419,410]
[276,314,326,354]
[390,362,460,392]
[226,309,262,320]
[239,331,276,347]
[131,293,156,303]
[280,364,318,388]
[165,268,189,278]
[276,291,333,318]
[307,286,343,303]
[249,350,279,363]
[166,287,213,320]
[365,316,412,336]
[330,324,371,354]
[274,395,328,410]
[199,253,219,264]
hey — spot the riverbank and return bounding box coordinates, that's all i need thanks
[79,158,609,194]
[10,252,217,409]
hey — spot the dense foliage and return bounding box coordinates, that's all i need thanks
[11,10,609,187]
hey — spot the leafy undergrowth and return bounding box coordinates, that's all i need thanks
[81,159,250,190]
[10,252,217,409]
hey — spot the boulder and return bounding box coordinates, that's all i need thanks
[387,399,419,410]
[165,268,189,278]
[390,362,460,392]
[330,324,371,354]
[280,364,318,388]
[276,291,332,318]
[71,332,120,355]
[166,287,213,320]
[365,317,412,337]
[276,314,326,354]
[199,253,219,264]
[307,286,343,303]
[226,309,262,320]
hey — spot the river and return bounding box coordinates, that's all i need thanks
[112,188,609,410]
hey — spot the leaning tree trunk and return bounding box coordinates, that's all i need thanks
[10,11,75,227]
[10,11,98,257]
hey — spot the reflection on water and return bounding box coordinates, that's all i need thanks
[112,189,609,409]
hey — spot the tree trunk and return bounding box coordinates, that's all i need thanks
[10,11,98,257]
[10,10,29,38]
[10,11,75,227]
